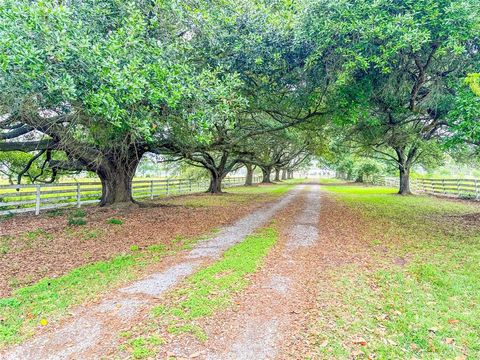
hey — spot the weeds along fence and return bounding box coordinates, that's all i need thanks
[369,176,480,200]
[0,176,261,216]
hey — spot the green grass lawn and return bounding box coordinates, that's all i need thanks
[318,178,347,185]
[313,184,480,359]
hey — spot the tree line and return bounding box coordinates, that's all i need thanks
[0,0,478,203]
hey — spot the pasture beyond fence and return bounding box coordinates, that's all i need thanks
[368,176,480,200]
[0,176,262,216]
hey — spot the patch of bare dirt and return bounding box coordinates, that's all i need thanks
[0,192,276,297]
[444,212,480,229]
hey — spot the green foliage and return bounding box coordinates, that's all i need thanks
[0,152,48,184]
[0,0,188,144]
[67,217,86,226]
[466,73,480,96]
[71,209,86,218]
[107,218,123,225]
[24,229,51,242]
[448,74,480,149]
[68,209,87,226]
[46,209,64,217]
[0,236,11,254]
[299,0,479,184]
[0,254,138,347]
[130,245,140,252]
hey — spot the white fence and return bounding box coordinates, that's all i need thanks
[0,176,261,216]
[369,176,480,200]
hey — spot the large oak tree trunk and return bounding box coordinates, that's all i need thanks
[245,163,254,186]
[207,170,224,193]
[274,168,281,182]
[287,170,293,179]
[97,156,140,206]
[281,169,287,180]
[398,165,411,195]
[261,167,272,183]
[394,147,415,196]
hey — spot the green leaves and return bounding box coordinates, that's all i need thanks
[466,74,480,97]
[448,76,480,147]
[1,0,192,148]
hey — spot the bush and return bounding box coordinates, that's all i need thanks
[0,212,14,221]
[68,208,87,226]
[71,209,86,218]
[46,209,64,217]
[459,192,477,200]
[68,217,87,226]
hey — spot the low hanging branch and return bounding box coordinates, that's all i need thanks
[17,149,46,184]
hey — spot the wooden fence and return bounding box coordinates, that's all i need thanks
[369,176,480,200]
[0,176,261,216]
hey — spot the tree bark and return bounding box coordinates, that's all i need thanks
[281,169,287,180]
[207,171,223,193]
[97,156,141,206]
[274,168,281,182]
[398,165,411,195]
[287,170,293,179]
[261,167,272,183]
[245,163,254,186]
[394,146,416,195]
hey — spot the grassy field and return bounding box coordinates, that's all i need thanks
[312,183,480,359]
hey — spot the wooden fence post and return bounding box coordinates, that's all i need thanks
[166,179,170,195]
[475,179,479,200]
[457,180,460,197]
[35,185,41,215]
[76,183,81,208]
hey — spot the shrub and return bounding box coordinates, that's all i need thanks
[68,208,87,226]
[71,209,86,218]
[46,209,64,217]
[68,217,87,226]
[459,192,477,200]
[0,212,15,221]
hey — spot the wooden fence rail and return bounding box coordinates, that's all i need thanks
[0,176,261,216]
[367,176,480,200]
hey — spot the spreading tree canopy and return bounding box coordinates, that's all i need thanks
[0,0,198,205]
[298,0,479,194]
